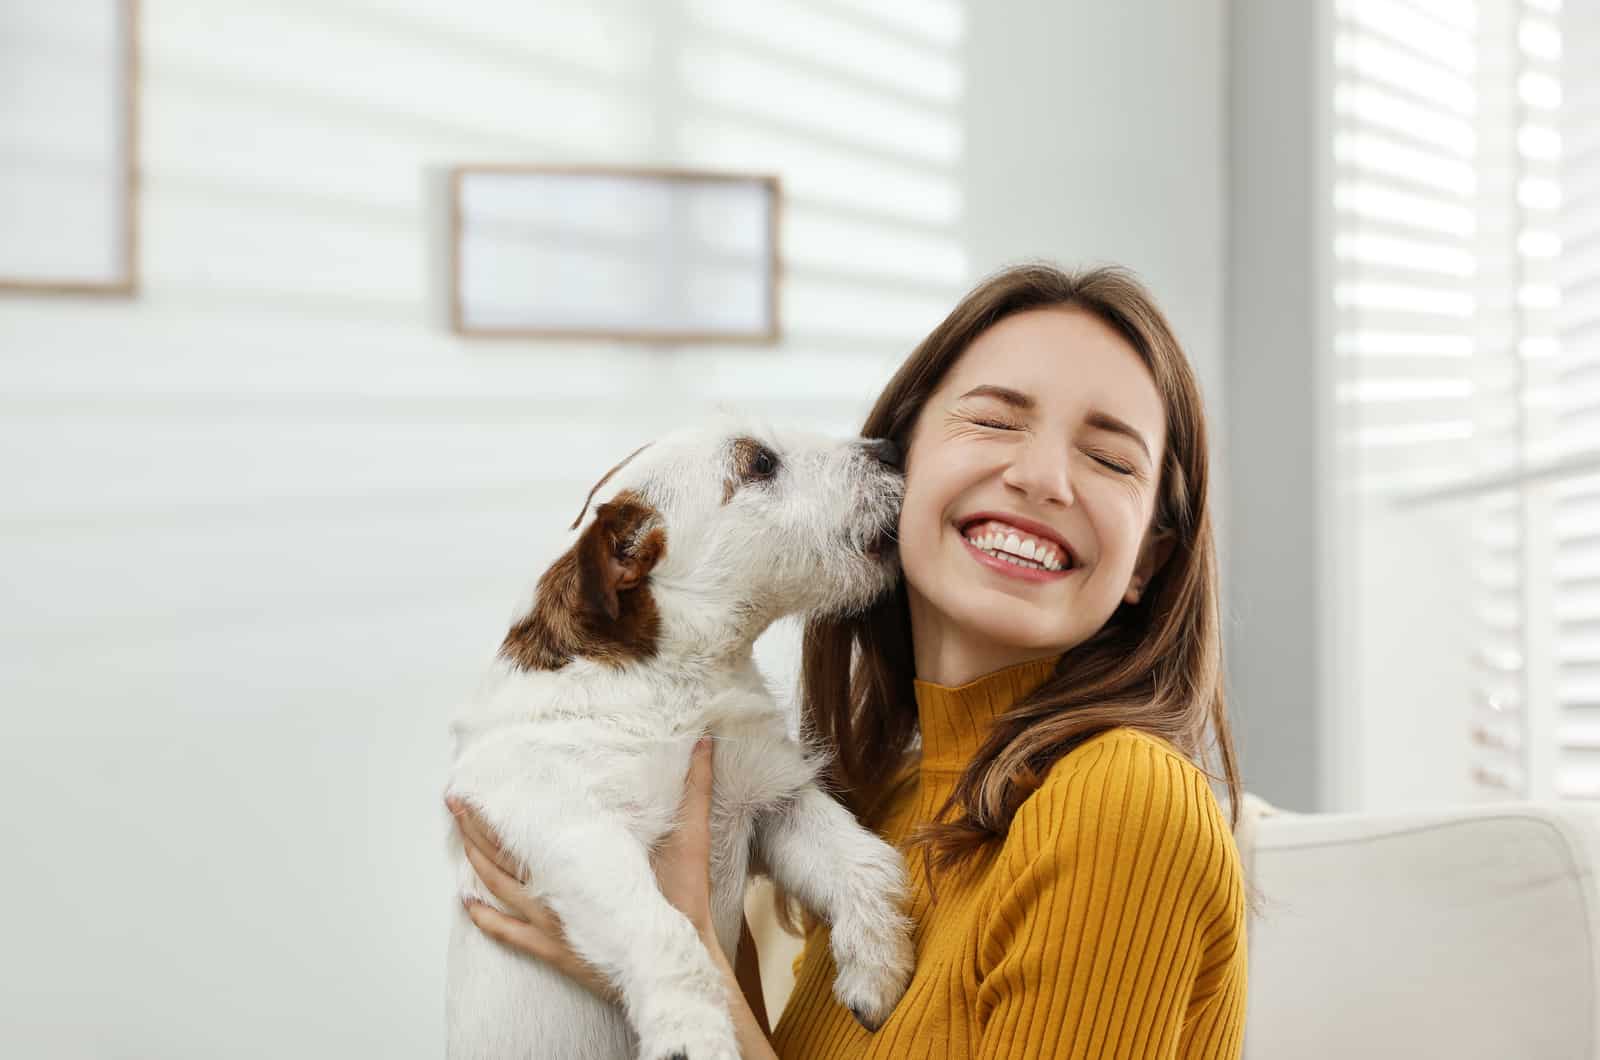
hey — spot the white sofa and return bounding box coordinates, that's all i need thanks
[1237,793,1600,1058]
[749,794,1600,1057]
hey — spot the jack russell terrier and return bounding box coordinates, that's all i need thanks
[445,415,916,1060]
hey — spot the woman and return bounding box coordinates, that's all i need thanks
[449,262,1250,1058]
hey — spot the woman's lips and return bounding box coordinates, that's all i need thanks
[958,529,1074,583]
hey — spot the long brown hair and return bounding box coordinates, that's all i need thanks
[798,261,1248,898]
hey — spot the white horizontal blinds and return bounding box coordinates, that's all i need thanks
[1553,0,1600,796]
[1469,0,1531,795]
[1331,1,1534,794]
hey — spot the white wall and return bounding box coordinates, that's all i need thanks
[1224,0,1336,812]
[0,1,1225,1055]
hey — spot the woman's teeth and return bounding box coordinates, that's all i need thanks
[963,522,1067,571]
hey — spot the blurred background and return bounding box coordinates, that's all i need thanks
[2,0,1597,1055]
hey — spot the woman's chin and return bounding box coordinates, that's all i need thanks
[950,601,1076,654]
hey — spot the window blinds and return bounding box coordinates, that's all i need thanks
[1552,0,1600,796]
[1333,0,1598,799]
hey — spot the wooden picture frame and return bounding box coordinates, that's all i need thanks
[0,0,139,295]
[449,165,781,343]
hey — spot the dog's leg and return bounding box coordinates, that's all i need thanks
[755,783,915,1030]
[488,797,742,1060]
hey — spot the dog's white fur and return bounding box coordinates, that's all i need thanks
[445,415,916,1060]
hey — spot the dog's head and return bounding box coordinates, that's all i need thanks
[501,414,904,671]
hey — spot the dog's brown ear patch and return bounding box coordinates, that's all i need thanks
[501,491,667,671]
[575,495,667,621]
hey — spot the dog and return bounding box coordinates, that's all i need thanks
[445,415,916,1060]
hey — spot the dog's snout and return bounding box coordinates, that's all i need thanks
[861,438,902,470]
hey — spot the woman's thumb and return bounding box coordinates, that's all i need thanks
[686,736,716,808]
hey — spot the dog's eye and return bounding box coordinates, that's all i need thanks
[729,437,782,493]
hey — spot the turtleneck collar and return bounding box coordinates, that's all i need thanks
[913,653,1063,774]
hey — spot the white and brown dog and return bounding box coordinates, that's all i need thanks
[445,415,916,1060]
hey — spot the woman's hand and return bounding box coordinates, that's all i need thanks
[447,793,618,1002]
[648,735,718,939]
[445,736,722,1002]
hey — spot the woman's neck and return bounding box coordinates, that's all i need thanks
[907,591,1065,686]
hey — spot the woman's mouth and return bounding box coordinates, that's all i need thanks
[957,519,1076,583]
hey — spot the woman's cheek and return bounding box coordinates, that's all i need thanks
[895,498,938,588]
[896,477,954,595]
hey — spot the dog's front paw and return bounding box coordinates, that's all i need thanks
[638,1019,740,1060]
[642,1044,736,1060]
[832,920,915,1032]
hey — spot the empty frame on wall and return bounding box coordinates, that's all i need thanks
[450,166,781,342]
[0,0,138,294]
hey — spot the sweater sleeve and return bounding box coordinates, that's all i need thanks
[973,732,1247,1060]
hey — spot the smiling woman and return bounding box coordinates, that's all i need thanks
[771,262,1252,1059]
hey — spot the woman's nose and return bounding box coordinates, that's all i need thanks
[1002,440,1074,505]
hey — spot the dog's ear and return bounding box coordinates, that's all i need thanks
[501,489,667,672]
[574,494,665,622]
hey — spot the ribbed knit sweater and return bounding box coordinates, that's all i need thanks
[770,655,1248,1059]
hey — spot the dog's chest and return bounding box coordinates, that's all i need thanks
[597,720,805,851]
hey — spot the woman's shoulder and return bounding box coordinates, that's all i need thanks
[1038,724,1211,799]
[1072,723,1193,766]
[1001,726,1242,909]
[1020,723,1202,788]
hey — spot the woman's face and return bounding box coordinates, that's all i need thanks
[897,306,1174,684]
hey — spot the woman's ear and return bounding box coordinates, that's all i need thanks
[575,494,667,621]
[1127,528,1176,603]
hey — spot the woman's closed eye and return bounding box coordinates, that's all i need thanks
[956,405,1025,431]
[963,412,1137,476]
[1092,452,1137,475]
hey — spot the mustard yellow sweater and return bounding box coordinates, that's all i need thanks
[771,655,1248,1059]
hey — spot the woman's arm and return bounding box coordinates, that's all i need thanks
[736,916,772,1036]
[449,738,780,1059]
[710,918,776,1057]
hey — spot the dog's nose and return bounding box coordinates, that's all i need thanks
[861,438,902,470]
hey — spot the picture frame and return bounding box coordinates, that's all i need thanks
[450,164,781,343]
[0,0,139,295]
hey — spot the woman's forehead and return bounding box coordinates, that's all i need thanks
[944,309,1165,434]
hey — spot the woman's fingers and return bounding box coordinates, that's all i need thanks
[446,797,620,1004]
[462,899,566,964]
[462,837,541,919]
[446,796,526,882]
[451,805,563,939]
[456,832,605,993]
[457,845,603,994]
[464,897,620,1003]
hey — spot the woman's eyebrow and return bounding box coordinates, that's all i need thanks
[958,384,1034,409]
[958,384,1152,464]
